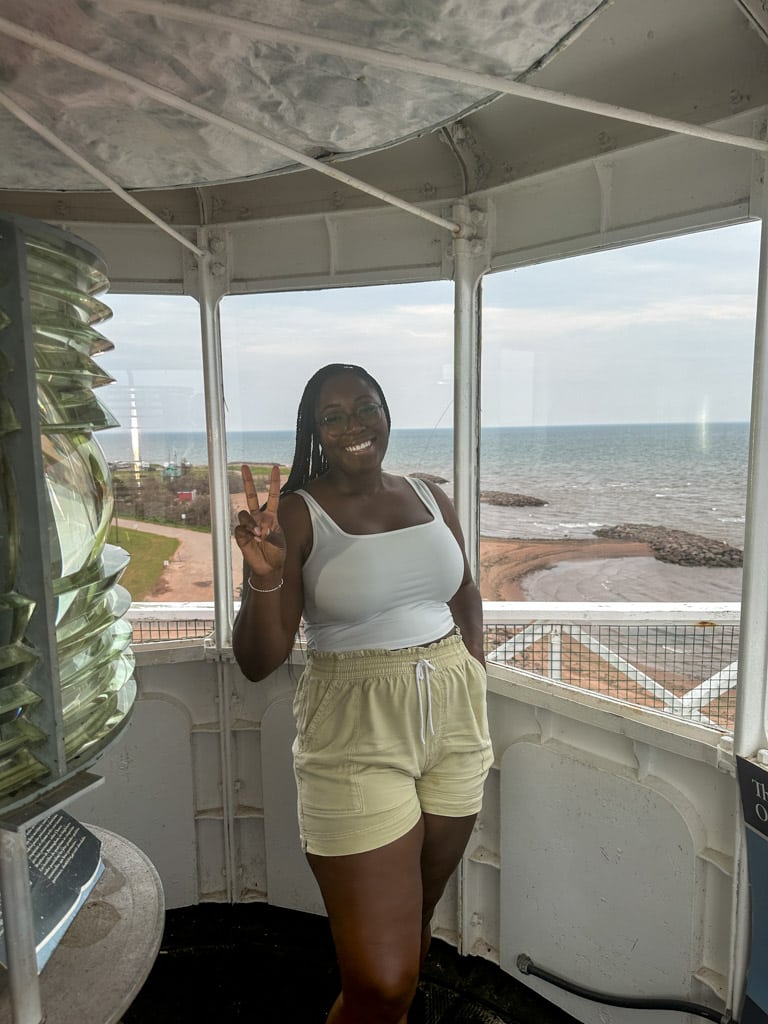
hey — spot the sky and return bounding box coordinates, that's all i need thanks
[99,219,762,433]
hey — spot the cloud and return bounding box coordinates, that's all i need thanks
[483,293,756,341]
[97,220,761,430]
[220,297,453,356]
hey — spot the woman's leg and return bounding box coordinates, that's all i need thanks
[419,812,477,961]
[307,819,426,1024]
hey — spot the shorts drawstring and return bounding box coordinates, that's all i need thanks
[295,634,492,857]
[415,658,435,744]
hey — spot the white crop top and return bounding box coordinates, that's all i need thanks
[296,476,464,652]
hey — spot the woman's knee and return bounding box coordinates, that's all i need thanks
[342,957,419,1021]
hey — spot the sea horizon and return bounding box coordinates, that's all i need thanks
[99,421,750,547]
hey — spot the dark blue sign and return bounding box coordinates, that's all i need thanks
[737,756,768,1023]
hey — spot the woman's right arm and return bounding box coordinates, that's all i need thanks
[232,466,309,681]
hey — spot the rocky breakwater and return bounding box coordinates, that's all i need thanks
[480,491,548,507]
[594,524,743,567]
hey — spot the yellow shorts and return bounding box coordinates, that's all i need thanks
[292,632,494,857]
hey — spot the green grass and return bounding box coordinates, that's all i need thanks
[108,525,180,601]
[135,515,212,534]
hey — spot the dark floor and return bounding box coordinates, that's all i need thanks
[122,903,578,1023]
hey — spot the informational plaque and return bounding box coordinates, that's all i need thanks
[0,812,103,972]
[737,756,768,1024]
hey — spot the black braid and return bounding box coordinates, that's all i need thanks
[281,363,391,495]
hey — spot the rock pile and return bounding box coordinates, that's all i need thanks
[594,524,743,567]
[480,491,548,507]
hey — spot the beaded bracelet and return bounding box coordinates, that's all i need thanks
[247,576,284,593]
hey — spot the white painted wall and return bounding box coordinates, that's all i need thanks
[69,640,733,1023]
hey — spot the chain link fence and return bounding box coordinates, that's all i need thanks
[484,615,739,730]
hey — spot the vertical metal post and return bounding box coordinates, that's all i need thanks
[451,202,489,582]
[195,232,234,649]
[730,156,768,1015]
[193,230,237,900]
[215,659,237,902]
[0,829,42,1024]
[451,202,490,956]
[734,160,768,758]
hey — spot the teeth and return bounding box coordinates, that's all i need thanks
[346,440,372,452]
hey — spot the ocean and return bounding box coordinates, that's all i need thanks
[98,421,749,547]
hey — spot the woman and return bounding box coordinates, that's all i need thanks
[233,363,492,1024]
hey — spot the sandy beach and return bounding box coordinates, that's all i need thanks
[518,554,743,602]
[478,536,654,601]
[479,536,743,602]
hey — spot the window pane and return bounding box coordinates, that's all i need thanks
[220,283,455,602]
[96,295,213,637]
[479,222,759,604]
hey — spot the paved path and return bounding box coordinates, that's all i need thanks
[118,517,243,602]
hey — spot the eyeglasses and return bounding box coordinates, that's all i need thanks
[317,401,384,437]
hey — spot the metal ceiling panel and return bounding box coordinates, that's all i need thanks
[0,0,606,190]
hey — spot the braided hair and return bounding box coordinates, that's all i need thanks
[281,363,391,494]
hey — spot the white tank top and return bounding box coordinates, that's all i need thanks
[296,476,464,652]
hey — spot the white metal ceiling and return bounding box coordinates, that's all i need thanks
[0,0,765,282]
[0,0,606,190]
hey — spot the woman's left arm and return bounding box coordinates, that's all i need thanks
[448,575,485,666]
[425,482,486,666]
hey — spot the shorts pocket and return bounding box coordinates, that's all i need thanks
[294,675,345,746]
[465,652,488,701]
[472,666,490,728]
[455,653,492,748]
[468,653,487,681]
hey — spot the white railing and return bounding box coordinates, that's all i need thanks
[482,602,740,730]
[126,601,741,730]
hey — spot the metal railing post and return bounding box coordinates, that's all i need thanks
[192,230,238,901]
[734,159,768,758]
[194,232,233,649]
[452,202,489,582]
[451,201,491,956]
[0,829,42,1024]
[730,153,768,1021]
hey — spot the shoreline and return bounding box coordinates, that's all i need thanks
[118,484,742,603]
[120,514,713,603]
[478,536,656,601]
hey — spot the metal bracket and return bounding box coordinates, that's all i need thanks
[203,639,237,663]
[452,200,489,244]
[717,734,736,776]
[182,228,232,300]
[445,200,491,280]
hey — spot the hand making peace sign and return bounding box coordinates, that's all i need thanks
[235,464,286,580]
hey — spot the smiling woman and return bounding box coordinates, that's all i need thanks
[231,362,492,1024]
